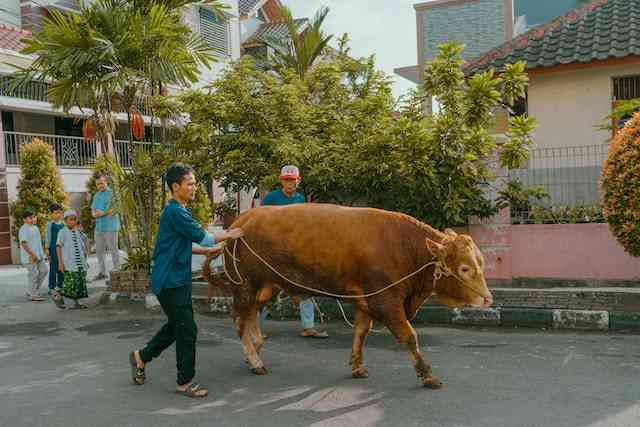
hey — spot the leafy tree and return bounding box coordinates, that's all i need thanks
[11,139,67,241]
[174,41,535,228]
[601,112,640,256]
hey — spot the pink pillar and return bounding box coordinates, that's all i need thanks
[465,145,513,285]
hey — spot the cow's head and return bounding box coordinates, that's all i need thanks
[426,229,493,309]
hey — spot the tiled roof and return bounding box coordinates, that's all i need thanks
[0,25,30,52]
[465,0,640,74]
[245,18,309,44]
[239,0,263,16]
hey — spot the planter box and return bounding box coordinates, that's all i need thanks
[109,269,149,295]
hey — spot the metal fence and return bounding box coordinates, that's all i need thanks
[0,75,153,116]
[4,131,97,167]
[3,132,158,168]
[509,143,609,207]
[113,140,157,168]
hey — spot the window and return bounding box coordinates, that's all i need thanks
[199,7,230,58]
[612,75,640,134]
[613,75,640,101]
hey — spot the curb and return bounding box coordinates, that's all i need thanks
[98,292,640,332]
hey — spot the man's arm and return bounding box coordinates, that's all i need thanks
[21,241,38,263]
[56,245,64,272]
[192,246,223,257]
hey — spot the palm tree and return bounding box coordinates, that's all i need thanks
[12,0,226,268]
[263,5,333,79]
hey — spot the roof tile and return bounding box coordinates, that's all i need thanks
[465,0,640,74]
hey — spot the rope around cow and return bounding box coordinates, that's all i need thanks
[220,237,485,299]
[216,237,486,333]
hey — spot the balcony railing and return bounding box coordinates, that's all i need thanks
[0,75,153,116]
[3,131,159,168]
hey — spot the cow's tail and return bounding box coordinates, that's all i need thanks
[203,253,234,299]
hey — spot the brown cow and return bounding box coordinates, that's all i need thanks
[215,203,492,389]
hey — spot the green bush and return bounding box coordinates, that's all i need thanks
[601,112,640,256]
[11,138,67,241]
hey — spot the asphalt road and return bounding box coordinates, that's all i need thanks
[1,294,639,427]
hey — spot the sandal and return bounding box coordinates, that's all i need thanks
[176,382,208,398]
[300,329,329,339]
[129,352,146,385]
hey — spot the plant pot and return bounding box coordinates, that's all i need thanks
[109,269,149,295]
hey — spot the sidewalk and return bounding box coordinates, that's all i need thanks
[0,254,118,304]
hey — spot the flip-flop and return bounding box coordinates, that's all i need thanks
[176,382,208,398]
[129,352,146,385]
[300,330,329,339]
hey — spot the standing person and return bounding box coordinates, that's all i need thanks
[91,173,120,281]
[129,163,243,398]
[44,203,66,308]
[19,209,47,302]
[262,165,329,339]
[56,210,90,309]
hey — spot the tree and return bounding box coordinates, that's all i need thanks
[263,5,332,79]
[173,41,535,229]
[11,139,67,240]
[601,112,640,257]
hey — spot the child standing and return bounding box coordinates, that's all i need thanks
[44,203,65,308]
[19,209,47,302]
[57,210,89,309]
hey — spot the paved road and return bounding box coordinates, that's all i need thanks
[0,295,639,427]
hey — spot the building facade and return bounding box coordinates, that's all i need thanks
[0,0,244,264]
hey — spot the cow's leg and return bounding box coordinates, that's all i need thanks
[350,307,373,378]
[386,315,442,389]
[235,309,267,375]
[251,283,276,355]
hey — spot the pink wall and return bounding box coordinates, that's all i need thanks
[459,221,640,281]
[509,223,640,280]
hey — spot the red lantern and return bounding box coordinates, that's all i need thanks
[130,109,145,140]
[82,118,96,141]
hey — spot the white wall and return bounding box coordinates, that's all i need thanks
[528,62,640,149]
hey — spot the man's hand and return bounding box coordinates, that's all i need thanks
[206,246,223,258]
[226,228,244,240]
[58,262,64,273]
[29,254,38,264]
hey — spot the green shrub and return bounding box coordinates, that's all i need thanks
[601,112,640,256]
[11,138,67,241]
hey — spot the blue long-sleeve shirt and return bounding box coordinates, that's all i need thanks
[150,199,215,295]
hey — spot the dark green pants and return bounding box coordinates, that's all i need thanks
[139,285,197,386]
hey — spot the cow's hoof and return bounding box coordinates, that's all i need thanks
[422,376,443,389]
[251,366,268,375]
[351,367,369,379]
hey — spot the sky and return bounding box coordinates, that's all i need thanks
[282,0,419,99]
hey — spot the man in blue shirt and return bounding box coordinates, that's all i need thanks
[262,165,328,339]
[91,174,120,281]
[129,163,243,398]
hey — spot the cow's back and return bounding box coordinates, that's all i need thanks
[229,204,417,295]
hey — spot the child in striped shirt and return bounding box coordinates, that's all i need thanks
[56,210,90,309]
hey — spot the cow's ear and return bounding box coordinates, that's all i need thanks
[444,228,457,238]
[425,238,446,258]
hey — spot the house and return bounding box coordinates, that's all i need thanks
[465,0,640,205]
[394,0,591,109]
[0,0,244,265]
